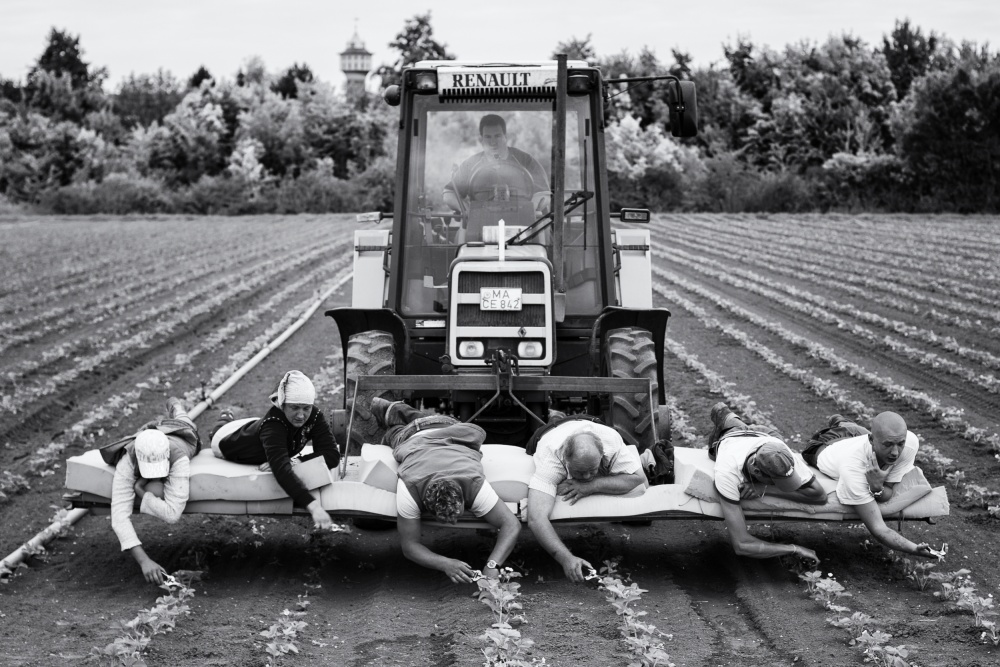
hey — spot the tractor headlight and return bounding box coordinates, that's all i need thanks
[458,340,485,358]
[517,341,544,359]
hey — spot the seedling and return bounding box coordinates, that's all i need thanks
[956,591,997,627]
[593,561,675,667]
[476,568,542,667]
[90,571,201,666]
[828,611,874,645]
[980,619,1000,646]
[260,593,312,665]
[856,630,910,667]
[902,559,936,591]
[945,470,965,488]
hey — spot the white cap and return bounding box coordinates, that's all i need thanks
[135,430,170,478]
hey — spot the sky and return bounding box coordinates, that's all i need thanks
[1,0,998,92]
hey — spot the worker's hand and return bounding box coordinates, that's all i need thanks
[441,558,477,584]
[309,505,333,531]
[133,478,148,499]
[864,464,888,493]
[534,193,551,214]
[139,557,167,585]
[913,543,942,560]
[791,544,820,566]
[557,479,593,505]
[482,565,500,580]
[738,483,763,500]
[558,554,593,583]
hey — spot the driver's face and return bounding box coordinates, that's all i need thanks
[479,125,508,158]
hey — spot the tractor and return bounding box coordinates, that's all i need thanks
[328,56,697,456]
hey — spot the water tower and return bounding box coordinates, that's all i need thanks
[340,25,372,98]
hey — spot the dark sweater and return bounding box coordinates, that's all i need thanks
[218,406,340,507]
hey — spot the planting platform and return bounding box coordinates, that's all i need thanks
[64,444,949,526]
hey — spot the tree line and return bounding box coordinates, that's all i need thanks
[1,15,998,215]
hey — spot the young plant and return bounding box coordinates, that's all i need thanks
[980,619,1000,646]
[956,591,997,628]
[89,570,201,666]
[929,568,972,602]
[476,567,543,667]
[260,593,311,666]
[828,611,874,645]
[856,630,910,667]
[902,559,936,591]
[810,575,853,609]
[594,561,674,667]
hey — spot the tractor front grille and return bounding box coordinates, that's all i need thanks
[457,304,546,326]
[458,271,545,293]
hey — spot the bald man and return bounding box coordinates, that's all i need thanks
[527,419,648,582]
[804,411,942,559]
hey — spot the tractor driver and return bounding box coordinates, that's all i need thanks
[443,114,551,214]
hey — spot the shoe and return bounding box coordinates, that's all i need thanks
[166,397,186,419]
[369,396,393,430]
[710,402,732,429]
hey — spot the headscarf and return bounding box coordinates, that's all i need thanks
[270,370,316,408]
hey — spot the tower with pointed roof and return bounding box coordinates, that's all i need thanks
[340,24,372,98]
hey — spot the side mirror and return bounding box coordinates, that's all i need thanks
[356,212,383,224]
[614,208,651,223]
[667,80,698,138]
[383,85,401,107]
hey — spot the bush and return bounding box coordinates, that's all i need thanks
[265,164,360,213]
[172,174,268,215]
[689,153,815,212]
[39,173,173,214]
[819,152,915,211]
[353,155,395,211]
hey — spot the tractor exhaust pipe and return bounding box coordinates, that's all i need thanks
[552,54,567,321]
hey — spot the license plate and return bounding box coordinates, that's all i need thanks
[480,287,522,311]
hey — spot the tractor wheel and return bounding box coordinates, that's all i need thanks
[605,326,660,453]
[345,330,398,451]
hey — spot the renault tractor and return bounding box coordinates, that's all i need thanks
[328,56,698,455]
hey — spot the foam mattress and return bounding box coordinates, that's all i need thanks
[65,444,949,522]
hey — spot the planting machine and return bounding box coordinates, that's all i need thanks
[65,58,948,528]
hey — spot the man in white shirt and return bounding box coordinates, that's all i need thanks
[806,411,941,559]
[709,403,826,563]
[527,418,648,582]
[372,398,520,584]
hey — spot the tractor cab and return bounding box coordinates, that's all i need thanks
[332,58,697,449]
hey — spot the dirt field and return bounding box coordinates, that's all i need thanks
[1,213,999,666]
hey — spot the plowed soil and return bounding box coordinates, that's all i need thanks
[1,213,999,667]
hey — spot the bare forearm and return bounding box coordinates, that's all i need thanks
[488,521,520,567]
[585,473,644,496]
[869,525,920,554]
[402,541,454,573]
[528,513,574,563]
[731,535,799,560]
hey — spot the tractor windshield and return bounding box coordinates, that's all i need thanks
[398,95,600,317]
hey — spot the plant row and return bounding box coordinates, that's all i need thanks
[1,238,348,417]
[650,271,1000,507]
[663,232,1000,367]
[659,225,1000,331]
[660,244,1000,392]
[0,224,321,354]
[653,255,1000,454]
[666,214,1000,290]
[88,570,202,666]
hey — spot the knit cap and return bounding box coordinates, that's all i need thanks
[270,370,316,407]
